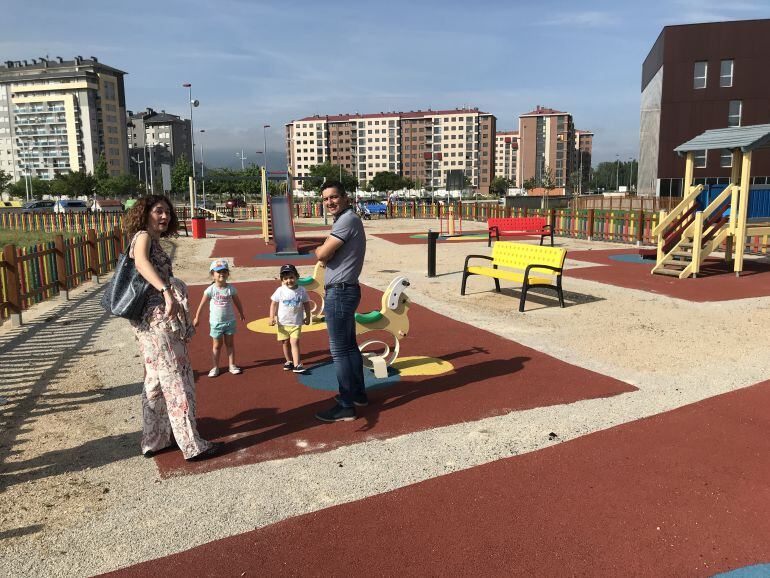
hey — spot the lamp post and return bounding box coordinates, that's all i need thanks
[263,124,271,173]
[236,149,247,170]
[182,82,199,213]
[628,157,635,192]
[615,154,620,191]
[131,154,146,192]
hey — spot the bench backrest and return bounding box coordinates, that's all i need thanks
[488,217,547,230]
[491,241,566,273]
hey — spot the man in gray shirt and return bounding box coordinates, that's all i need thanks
[314,181,367,421]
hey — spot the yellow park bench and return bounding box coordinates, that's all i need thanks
[460,241,567,312]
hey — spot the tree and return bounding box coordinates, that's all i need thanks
[302,162,357,193]
[522,177,538,194]
[93,154,110,196]
[171,155,192,196]
[0,169,12,194]
[49,171,95,197]
[567,169,582,196]
[9,177,52,198]
[489,176,512,197]
[370,171,403,193]
[106,174,140,197]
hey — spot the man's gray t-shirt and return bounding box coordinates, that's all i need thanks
[324,207,366,286]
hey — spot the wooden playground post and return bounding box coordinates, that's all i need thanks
[733,151,752,275]
[54,234,69,300]
[636,210,645,245]
[87,228,100,283]
[2,244,21,326]
[683,152,695,203]
[656,210,667,262]
[691,211,705,277]
[725,150,742,264]
[587,209,595,241]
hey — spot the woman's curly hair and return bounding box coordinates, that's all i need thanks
[123,194,179,238]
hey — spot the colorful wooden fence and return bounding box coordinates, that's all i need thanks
[0,211,124,233]
[0,227,126,326]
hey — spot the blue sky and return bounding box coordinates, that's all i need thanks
[3,0,769,170]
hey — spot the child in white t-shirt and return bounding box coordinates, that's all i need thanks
[269,264,312,373]
[193,259,246,377]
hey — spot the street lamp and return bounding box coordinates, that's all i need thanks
[255,150,263,168]
[263,124,271,173]
[236,150,248,170]
[182,82,199,213]
[131,154,146,193]
[628,157,635,192]
[615,154,620,192]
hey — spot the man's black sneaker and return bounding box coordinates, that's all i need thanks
[315,403,356,422]
[333,393,369,407]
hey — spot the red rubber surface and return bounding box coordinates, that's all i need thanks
[154,280,635,478]
[568,249,770,301]
[109,381,770,577]
[210,238,326,267]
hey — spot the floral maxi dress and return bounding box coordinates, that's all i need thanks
[130,231,211,459]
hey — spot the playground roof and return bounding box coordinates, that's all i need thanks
[675,124,770,155]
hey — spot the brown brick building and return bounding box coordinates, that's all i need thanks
[639,19,770,196]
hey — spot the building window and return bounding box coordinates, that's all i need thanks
[728,100,742,127]
[720,60,733,87]
[720,150,733,168]
[694,150,707,168]
[693,61,707,89]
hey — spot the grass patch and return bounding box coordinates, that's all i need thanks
[0,229,80,248]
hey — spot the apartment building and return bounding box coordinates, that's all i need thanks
[517,106,575,194]
[575,130,593,191]
[286,107,496,193]
[126,108,192,187]
[0,56,129,182]
[639,19,770,197]
[494,131,519,182]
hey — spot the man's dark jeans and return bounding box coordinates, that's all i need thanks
[324,285,364,408]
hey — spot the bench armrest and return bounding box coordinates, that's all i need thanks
[523,263,562,279]
[541,224,552,232]
[464,254,493,269]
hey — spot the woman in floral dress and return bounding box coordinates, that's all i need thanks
[124,195,222,461]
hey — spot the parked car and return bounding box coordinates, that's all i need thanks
[225,198,246,209]
[0,200,23,211]
[22,200,56,213]
[53,199,89,214]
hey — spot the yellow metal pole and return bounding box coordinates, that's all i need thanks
[734,151,752,275]
[261,167,269,244]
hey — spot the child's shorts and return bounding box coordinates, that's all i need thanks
[277,324,301,341]
[211,320,237,338]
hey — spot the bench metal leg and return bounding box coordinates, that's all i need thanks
[461,270,470,295]
[519,281,529,312]
[557,277,565,307]
[494,278,501,293]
